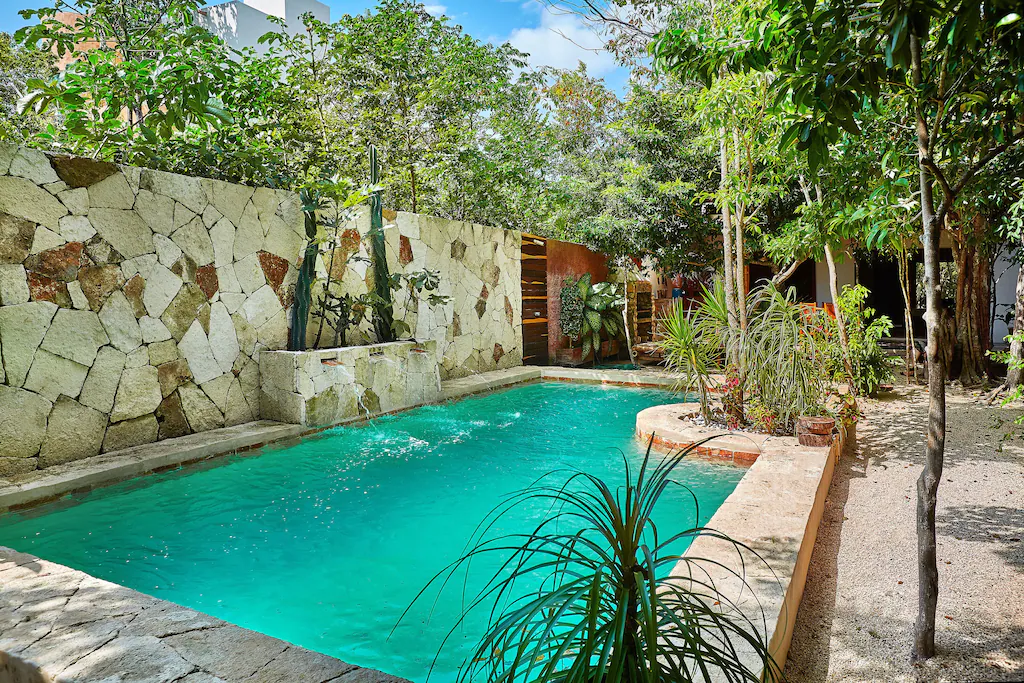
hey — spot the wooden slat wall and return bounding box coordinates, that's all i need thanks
[521,233,549,365]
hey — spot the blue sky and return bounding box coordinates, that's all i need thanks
[0,0,629,89]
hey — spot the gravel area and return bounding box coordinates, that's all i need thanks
[785,385,1024,682]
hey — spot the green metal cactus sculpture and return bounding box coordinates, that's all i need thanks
[368,144,396,343]
[289,188,319,351]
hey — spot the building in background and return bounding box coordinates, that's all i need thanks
[197,0,330,54]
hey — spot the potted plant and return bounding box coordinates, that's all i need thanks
[557,274,626,366]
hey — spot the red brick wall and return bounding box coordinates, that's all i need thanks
[546,239,610,358]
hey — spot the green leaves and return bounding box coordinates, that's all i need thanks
[404,442,779,682]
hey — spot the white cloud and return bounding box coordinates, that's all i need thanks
[423,4,448,16]
[505,2,618,77]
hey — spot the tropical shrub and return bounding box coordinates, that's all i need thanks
[818,285,896,397]
[659,281,828,432]
[743,285,827,429]
[409,441,780,682]
[559,274,626,362]
[659,300,716,419]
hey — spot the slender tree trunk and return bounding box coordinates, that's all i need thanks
[733,128,747,333]
[911,32,944,662]
[1008,261,1024,387]
[897,247,917,381]
[720,133,739,366]
[824,242,856,389]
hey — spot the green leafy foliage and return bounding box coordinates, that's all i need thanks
[816,286,897,397]
[15,0,285,181]
[0,31,53,141]
[558,275,626,362]
[405,441,780,682]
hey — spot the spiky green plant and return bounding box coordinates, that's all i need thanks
[658,301,716,420]
[742,285,826,428]
[406,441,780,683]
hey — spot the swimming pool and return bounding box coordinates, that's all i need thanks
[0,382,743,681]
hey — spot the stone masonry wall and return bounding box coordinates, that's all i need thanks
[260,340,442,427]
[308,209,523,380]
[0,144,304,477]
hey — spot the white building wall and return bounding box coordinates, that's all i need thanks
[992,250,1019,345]
[197,0,330,55]
[814,254,857,304]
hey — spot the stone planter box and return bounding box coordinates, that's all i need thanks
[259,340,441,427]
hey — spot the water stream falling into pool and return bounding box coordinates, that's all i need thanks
[0,382,743,681]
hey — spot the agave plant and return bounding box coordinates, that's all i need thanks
[406,442,780,683]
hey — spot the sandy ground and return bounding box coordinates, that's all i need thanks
[785,385,1024,682]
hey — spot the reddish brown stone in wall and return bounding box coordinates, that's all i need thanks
[25,242,86,282]
[505,296,514,327]
[77,264,124,310]
[28,272,71,308]
[123,274,146,317]
[399,235,414,266]
[339,228,361,253]
[195,264,219,300]
[382,209,398,221]
[493,343,505,364]
[258,251,289,294]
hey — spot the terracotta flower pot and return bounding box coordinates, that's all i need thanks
[796,415,836,447]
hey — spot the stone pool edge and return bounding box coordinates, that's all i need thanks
[653,405,849,680]
[0,546,409,683]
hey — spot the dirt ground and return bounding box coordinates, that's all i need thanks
[784,384,1024,682]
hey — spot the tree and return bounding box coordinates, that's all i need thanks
[16,0,288,185]
[261,1,549,230]
[654,0,1024,659]
[539,65,721,275]
[0,32,54,141]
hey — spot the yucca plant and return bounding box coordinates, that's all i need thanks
[742,285,826,429]
[658,301,716,420]
[406,442,780,683]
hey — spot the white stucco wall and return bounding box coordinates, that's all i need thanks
[814,254,857,304]
[197,0,330,54]
[992,250,1019,345]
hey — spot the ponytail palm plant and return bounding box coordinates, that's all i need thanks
[405,442,780,682]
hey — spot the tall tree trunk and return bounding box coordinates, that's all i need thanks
[952,214,992,384]
[1008,261,1024,387]
[720,133,739,366]
[897,247,917,381]
[824,242,856,389]
[733,128,748,333]
[911,31,944,663]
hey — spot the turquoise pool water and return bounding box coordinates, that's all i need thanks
[0,382,743,681]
